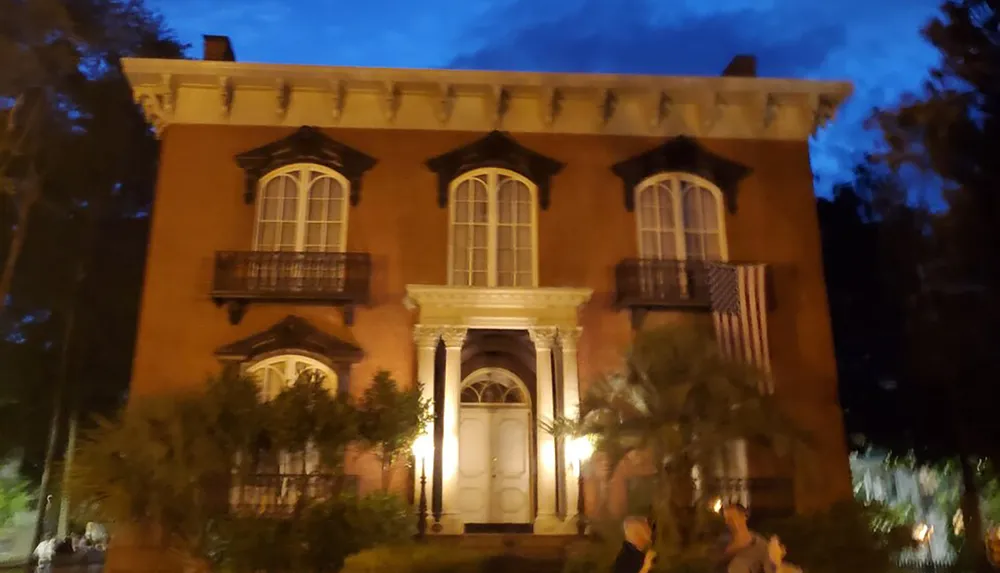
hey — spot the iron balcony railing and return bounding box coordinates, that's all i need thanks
[614,258,713,308]
[211,250,371,304]
[702,477,795,519]
[228,473,359,515]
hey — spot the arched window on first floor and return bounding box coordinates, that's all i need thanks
[245,353,339,401]
[241,354,339,476]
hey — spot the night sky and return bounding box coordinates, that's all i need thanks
[150,0,944,194]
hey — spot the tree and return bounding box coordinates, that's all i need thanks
[870,2,1000,568]
[575,323,802,558]
[357,371,431,491]
[268,370,358,486]
[817,163,931,452]
[0,0,185,553]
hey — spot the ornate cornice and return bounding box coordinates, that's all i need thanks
[121,58,852,141]
[424,131,564,209]
[405,285,593,311]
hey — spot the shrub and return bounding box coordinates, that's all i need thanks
[757,499,915,573]
[213,492,413,573]
[0,474,32,529]
[343,544,490,573]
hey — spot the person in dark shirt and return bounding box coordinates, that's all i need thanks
[613,516,658,573]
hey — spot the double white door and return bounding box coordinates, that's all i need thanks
[458,407,532,524]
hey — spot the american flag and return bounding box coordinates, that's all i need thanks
[707,262,772,394]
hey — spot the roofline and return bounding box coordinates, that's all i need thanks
[122,57,853,141]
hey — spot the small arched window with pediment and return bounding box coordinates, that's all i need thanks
[635,173,728,262]
[449,168,538,288]
[245,353,338,400]
[254,164,349,253]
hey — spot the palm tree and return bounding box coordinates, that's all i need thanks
[576,323,805,555]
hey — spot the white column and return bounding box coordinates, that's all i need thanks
[560,327,582,522]
[439,326,467,533]
[412,325,439,507]
[530,326,560,532]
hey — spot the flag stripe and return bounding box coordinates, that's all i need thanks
[708,262,772,394]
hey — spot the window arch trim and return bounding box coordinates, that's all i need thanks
[633,172,730,262]
[234,125,377,206]
[610,136,751,213]
[244,353,339,400]
[252,162,351,253]
[425,131,564,209]
[447,167,540,288]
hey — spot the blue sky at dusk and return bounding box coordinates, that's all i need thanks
[150,0,944,195]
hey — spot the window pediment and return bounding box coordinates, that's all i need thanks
[611,136,751,213]
[214,315,363,365]
[234,126,377,206]
[425,131,564,209]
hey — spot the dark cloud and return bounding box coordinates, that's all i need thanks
[449,0,846,77]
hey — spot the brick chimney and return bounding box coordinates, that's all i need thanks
[203,35,236,62]
[722,55,757,78]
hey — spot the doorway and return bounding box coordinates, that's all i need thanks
[457,368,533,525]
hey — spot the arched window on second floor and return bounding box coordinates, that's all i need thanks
[449,168,538,287]
[253,164,350,253]
[635,173,727,262]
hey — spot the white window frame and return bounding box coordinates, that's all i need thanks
[447,167,540,287]
[252,163,351,253]
[245,354,339,401]
[633,172,729,262]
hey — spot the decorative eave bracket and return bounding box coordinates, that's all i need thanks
[424,130,564,209]
[233,125,377,205]
[610,136,752,213]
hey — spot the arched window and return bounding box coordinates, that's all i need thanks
[449,168,538,287]
[254,164,350,252]
[460,369,529,405]
[246,354,338,400]
[635,173,727,261]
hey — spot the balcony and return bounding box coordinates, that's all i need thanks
[703,477,795,520]
[211,250,371,325]
[229,473,358,516]
[614,258,713,309]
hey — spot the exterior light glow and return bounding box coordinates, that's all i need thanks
[412,434,433,463]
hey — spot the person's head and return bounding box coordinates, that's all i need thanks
[623,516,653,550]
[722,503,749,532]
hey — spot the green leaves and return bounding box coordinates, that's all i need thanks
[574,323,807,552]
[357,371,431,488]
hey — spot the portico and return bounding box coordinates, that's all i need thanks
[405,285,593,534]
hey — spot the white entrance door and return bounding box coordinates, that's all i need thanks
[458,406,532,524]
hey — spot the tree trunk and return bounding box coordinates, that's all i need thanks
[57,406,78,536]
[381,456,391,491]
[0,173,39,314]
[959,451,988,571]
[27,285,76,565]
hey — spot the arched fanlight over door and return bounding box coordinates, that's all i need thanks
[460,369,529,405]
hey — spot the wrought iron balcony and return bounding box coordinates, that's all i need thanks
[211,250,371,324]
[703,477,795,519]
[229,473,358,515]
[614,258,713,309]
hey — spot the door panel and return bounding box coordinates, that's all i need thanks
[458,406,532,524]
[492,409,531,523]
[458,410,491,523]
